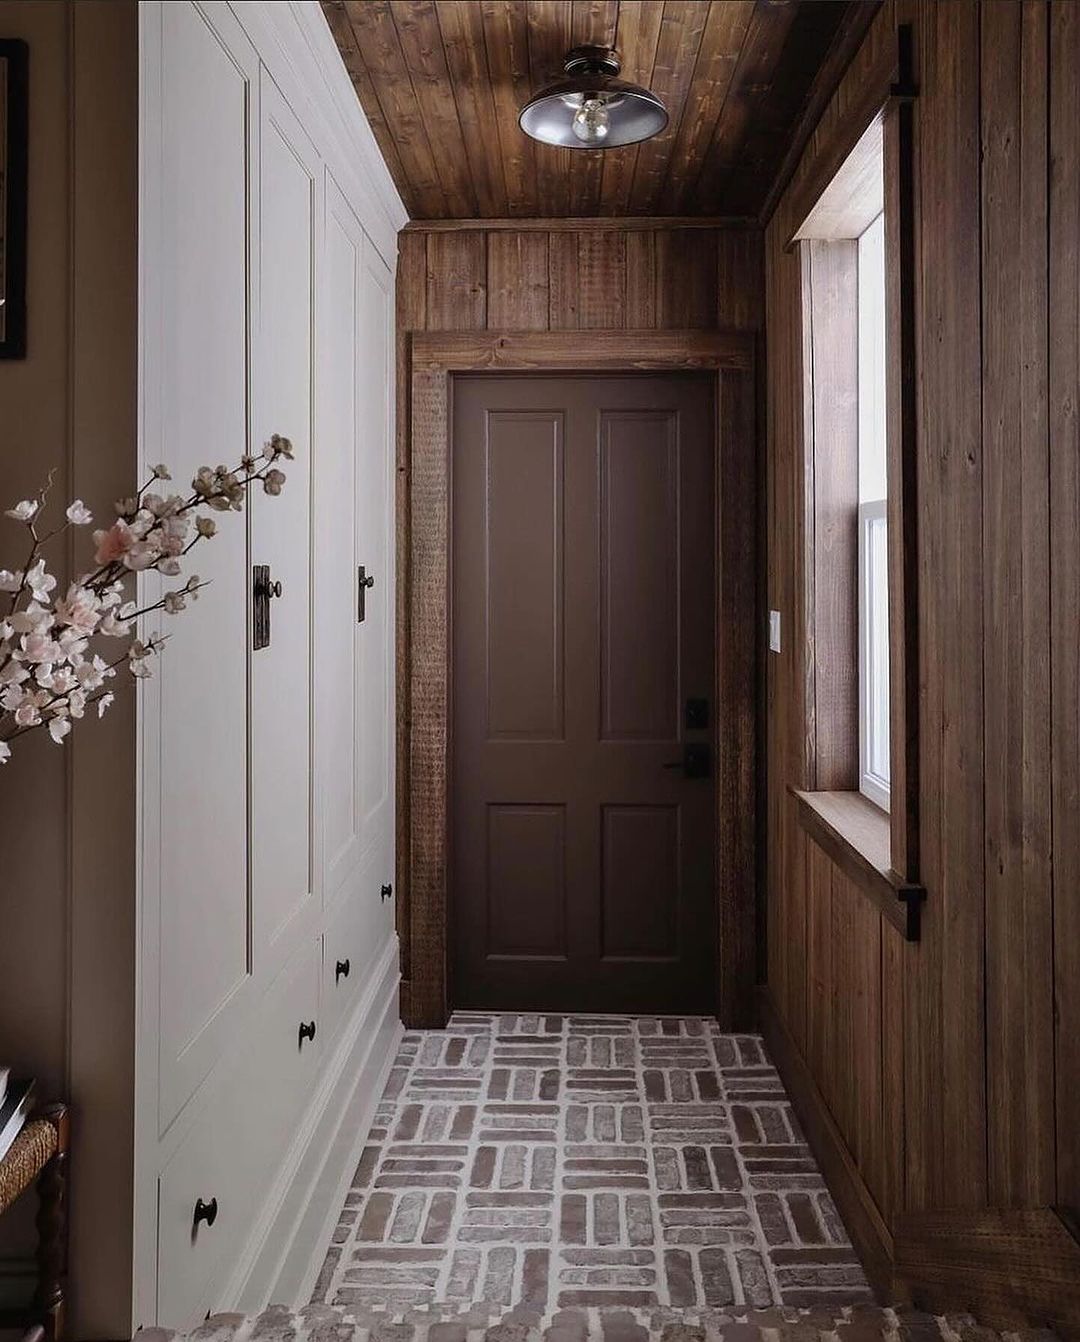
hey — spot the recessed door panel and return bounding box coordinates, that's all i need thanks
[252,71,317,964]
[600,412,679,742]
[486,804,568,958]
[485,411,565,741]
[357,241,394,848]
[452,374,715,1012]
[318,182,362,899]
[601,805,680,960]
[156,0,255,1125]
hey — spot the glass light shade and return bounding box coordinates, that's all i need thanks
[519,72,667,150]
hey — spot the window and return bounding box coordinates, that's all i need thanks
[857,213,889,810]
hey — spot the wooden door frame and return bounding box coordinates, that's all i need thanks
[400,329,758,1028]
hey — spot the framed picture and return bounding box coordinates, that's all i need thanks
[0,39,28,360]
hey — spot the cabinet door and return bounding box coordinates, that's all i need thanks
[356,238,395,882]
[152,0,258,1130]
[316,175,366,903]
[251,70,319,975]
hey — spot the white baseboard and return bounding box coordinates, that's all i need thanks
[222,935,404,1312]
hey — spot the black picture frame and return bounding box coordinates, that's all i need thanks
[0,38,28,360]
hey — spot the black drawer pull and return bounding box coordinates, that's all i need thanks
[335,958,350,982]
[298,1020,317,1046]
[380,883,393,903]
[193,1197,218,1229]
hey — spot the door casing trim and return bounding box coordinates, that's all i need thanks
[400,329,757,1028]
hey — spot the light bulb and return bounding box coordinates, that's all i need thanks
[571,97,609,145]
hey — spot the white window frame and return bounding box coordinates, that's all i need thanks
[858,498,890,810]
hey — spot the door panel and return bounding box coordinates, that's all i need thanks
[601,804,680,960]
[317,180,362,899]
[487,804,568,958]
[452,374,715,1012]
[485,411,566,741]
[356,238,395,850]
[599,411,679,741]
[252,70,317,968]
[156,0,256,1127]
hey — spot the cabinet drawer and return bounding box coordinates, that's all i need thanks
[322,879,368,1040]
[157,936,320,1328]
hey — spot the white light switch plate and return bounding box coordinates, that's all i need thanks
[769,609,781,653]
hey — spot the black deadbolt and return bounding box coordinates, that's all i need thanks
[685,697,709,730]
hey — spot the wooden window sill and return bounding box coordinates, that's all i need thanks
[792,787,924,940]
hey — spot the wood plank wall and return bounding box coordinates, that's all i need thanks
[763,0,1080,1322]
[395,224,764,1025]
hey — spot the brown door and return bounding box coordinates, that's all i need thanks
[451,373,715,1012]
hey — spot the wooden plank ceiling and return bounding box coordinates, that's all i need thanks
[322,0,867,221]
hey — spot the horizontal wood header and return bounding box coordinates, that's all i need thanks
[402,216,759,234]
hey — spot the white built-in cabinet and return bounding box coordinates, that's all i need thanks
[135,2,405,1329]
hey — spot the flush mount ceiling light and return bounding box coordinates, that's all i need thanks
[518,45,668,150]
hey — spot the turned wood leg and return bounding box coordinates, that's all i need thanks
[32,1105,69,1342]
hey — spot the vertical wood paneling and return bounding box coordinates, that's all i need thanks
[624,230,657,327]
[425,230,487,328]
[577,230,627,328]
[908,0,986,1212]
[764,0,1080,1305]
[717,228,764,332]
[547,230,581,328]
[487,231,550,329]
[980,0,1055,1209]
[655,228,718,329]
[1049,0,1080,1215]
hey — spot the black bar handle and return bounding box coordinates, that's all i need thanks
[193,1197,218,1229]
[335,958,350,982]
[298,1020,317,1046]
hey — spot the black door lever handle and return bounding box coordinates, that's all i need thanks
[662,743,712,779]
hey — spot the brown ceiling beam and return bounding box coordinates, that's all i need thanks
[402,214,760,232]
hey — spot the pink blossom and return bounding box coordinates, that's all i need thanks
[54,583,101,637]
[94,519,135,565]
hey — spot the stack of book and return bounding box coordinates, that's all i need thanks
[0,1068,35,1163]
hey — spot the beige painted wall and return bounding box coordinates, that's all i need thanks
[0,2,138,1334]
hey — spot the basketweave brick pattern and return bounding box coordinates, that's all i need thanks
[313,1014,874,1318]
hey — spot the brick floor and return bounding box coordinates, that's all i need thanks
[312,1014,874,1317]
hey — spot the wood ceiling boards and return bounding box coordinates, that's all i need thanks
[322,0,873,222]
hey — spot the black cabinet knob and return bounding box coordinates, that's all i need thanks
[298,1020,317,1046]
[335,958,350,982]
[380,883,393,903]
[193,1197,218,1229]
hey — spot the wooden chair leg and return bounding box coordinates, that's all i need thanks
[31,1105,69,1342]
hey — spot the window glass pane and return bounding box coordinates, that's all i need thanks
[858,211,889,807]
[868,512,890,782]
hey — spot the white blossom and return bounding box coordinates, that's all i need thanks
[66,500,93,526]
[97,692,115,719]
[0,569,22,592]
[0,740,10,764]
[5,500,39,522]
[48,713,72,744]
[26,559,56,603]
